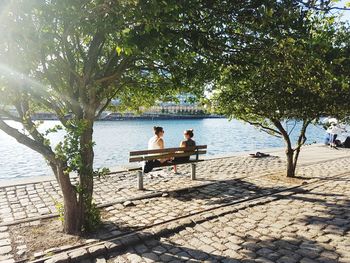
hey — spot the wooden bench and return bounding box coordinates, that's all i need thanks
[129,145,207,190]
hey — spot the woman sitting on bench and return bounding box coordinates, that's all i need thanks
[143,126,168,173]
[173,129,196,174]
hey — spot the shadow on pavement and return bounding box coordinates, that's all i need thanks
[105,233,341,262]
[171,178,290,205]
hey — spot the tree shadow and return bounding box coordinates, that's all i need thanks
[107,236,241,262]
[105,232,342,262]
[295,175,350,182]
[170,178,293,206]
[88,221,141,240]
[92,175,350,252]
[271,183,350,238]
[297,197,350,236]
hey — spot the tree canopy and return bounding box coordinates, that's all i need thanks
[0,0,208,234]
[210,4,350,177]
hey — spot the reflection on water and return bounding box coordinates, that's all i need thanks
[0,119,328,179]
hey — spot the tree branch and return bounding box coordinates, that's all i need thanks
[14,99,49,147]
[95,57,132,85]
[0,109,22,122]
[94,84,124,119]
[287,120,297,136]
[243,118,283,137]
[272,119,292,151]
[292,119,311,171]
[84,31,105,85]
[0,119,56,162]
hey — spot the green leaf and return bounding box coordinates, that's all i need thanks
[116,46,122,56]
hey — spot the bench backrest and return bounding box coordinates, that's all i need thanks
[129,145,207,162]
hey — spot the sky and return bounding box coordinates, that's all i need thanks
[334,0,350,22]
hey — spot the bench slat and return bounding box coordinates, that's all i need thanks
[130,145,207,156]
[129,150,207,162]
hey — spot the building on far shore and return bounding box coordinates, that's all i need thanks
[145,94,205,115]
[1,94,218,121]
[99,93,210,120]
[109,93,205,116]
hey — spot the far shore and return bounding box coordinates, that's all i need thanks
[0,114,224,121]
[1,144,349,188]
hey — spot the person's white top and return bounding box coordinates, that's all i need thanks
[327,124,346,135]
[148,136,162,150]
[323,117,338,124]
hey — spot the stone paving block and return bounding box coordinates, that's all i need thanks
[296,248,320,259]
[0,254,12,261]
[255,257,275,263]
[0,232,10,239]
[0,226,8,232]
[105,239,124,253]
[300,258,318,263]
[0,245,12,255]
[44,252,70,263]
[68,248,89,262]
[140,252,159,261]
[221,258,241,263]
[175,251,191,261]
[88,244,107,257]
[0,239,11,247]
[277,255,298,263]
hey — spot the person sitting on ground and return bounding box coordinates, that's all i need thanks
[144,126,167,173]
[326,123,346,148]
[173,129,196,174]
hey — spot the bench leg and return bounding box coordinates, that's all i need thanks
[191,163,196,180]
[137,170,144,190]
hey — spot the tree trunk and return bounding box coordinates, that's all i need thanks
[78,117,95,231]
[50,161,81,234]
[273,120,296,178]
[275,119,310,178]
[286,147,296,177]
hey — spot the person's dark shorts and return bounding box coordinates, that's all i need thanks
[173,156,190,163]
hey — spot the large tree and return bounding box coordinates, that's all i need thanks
[0,0,203,234]
[117,0,350,178]
[210,3,350,177]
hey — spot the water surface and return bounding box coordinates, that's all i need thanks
[0,118,330,179]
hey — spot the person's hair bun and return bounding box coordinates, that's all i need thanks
[185,129,194,138]
[153,126,164,135]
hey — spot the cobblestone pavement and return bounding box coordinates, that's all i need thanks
[1,148,350,225]
[0,155,286,224]
[92,155,350,239]
[0,147,350,262]
[106,173,350,263]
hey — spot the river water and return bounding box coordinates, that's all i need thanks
[0,118,329,179]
